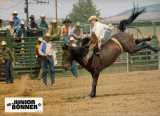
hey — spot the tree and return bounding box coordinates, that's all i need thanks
[68,0,100,24]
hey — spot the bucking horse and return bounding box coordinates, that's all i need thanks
[63,7,159,97]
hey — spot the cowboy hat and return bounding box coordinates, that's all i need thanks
[40,14,46,18]
[38,37,43,42]
[1,41,7,46]
[12,11,18,15]
[63,18,72,24]
[76,22,80,26]
[30,15,35,19]
[88,15,98,22]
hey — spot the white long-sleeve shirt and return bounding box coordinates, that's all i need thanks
[46,42,54,56]
[39,40,54,56]
[92,22,113,40]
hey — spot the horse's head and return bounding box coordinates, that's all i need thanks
[62,44,73,70]
[81,36,90,47]
[62,43,89,69]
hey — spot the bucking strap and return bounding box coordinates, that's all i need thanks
[111,38,124,53]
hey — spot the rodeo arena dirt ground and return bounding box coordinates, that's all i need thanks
[0,70,160,116]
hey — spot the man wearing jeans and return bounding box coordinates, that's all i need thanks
[0,41,15,83]
[39,33,55,86]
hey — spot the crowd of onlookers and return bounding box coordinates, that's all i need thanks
[0,11,85,44]
[0,11,85,85]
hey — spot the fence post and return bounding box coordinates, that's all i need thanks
[158,52,160,70]
[126,53,129,72]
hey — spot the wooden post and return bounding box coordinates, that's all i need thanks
[55,0,58,21]
[25,0,29,29]
[157,32,160,69]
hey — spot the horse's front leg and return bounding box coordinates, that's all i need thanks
[90,72,99,97]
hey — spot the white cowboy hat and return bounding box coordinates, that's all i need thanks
[40,14,46,18]
[1,41,7,46]
[13,11,18,15]
[76,22,80,26]
[38,37,43,42]
[88,15,98,22]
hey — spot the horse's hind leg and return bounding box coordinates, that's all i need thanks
[131,42,159,53]
[90,72,99,97]
[135,37,151,44]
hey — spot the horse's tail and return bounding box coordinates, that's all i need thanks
[118,6,146,32]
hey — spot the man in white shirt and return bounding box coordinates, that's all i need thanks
[84,15,114,64]
[39,33,55,86]
[88,15,114,49]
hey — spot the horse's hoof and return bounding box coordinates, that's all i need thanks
[90,93,96,98]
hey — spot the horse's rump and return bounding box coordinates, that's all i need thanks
[112,32,136,53]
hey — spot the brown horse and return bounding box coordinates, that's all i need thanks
[63,7,159,97]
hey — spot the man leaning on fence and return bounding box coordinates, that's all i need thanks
[35,37,44,79]
[0,41,15,84]
[39,33,55,86]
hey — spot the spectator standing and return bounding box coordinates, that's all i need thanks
[60,18,72,45]
[6,19,15,36]
[29,15,38,29]
[12,11,21,37]
[39,33,55,86]
[39,15,48,34]
[71,22,83,45]
[18,21,26,37]
[0,41,15,84]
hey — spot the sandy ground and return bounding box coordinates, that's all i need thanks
[0,70,160,116]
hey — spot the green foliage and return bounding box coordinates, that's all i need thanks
[68,0,100,24]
